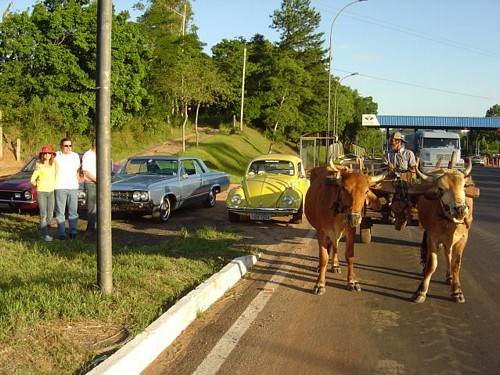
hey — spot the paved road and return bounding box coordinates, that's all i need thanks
[143,167,500,375]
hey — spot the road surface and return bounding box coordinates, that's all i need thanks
[143,166,500,375]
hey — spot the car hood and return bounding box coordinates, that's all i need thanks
[0,172,32,190]
[111,174,175,190]
[242,174,295,207]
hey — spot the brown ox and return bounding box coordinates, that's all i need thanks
[413,158,479,303]
[305,160,386,295]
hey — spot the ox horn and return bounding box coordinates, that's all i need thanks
[415,160,431,182]
[369,170,387,184]
[463,156,472,177]
[448,151,456,169]
[329,156,340,172]
[358,157,365,175]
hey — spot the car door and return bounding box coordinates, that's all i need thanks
[179,159,203,203]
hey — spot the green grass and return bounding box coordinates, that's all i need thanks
[0,125,297,374]
[179,127,298,182]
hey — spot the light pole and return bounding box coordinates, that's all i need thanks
[333,72,358,139]
[327,0,367,141]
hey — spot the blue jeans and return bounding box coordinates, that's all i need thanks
[37,191,55,237]
[55,189,79,236]
[84,182,97,232]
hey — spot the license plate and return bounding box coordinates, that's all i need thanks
[250,213,271,221]
[0,203,11,209]
[111,204,120,212]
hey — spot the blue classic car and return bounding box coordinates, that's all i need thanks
[111,156,230,222]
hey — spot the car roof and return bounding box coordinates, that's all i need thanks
[127,156,195,161]
[249,154,302,163]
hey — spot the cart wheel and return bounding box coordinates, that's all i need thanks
[360,228,371,244]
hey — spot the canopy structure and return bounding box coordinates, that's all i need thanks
[362,115,500,130]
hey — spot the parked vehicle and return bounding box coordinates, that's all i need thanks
[0,156,39,212]
[471,155,485,166]
[110,156,230,222]
[226,154,310,224]
[405,130,465,172]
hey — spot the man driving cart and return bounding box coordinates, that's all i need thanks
[383,132,417,230]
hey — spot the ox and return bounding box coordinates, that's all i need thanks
[413,157,479,303]
[305,160,386,295]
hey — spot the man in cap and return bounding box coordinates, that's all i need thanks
[383,131,417,230]
[384,131,417,181]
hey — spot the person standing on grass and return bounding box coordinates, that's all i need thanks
[30,145,57,242]
[54,138,81,240]
[81,139,97,238]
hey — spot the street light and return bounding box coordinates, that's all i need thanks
[333,72,358,139]
[326,0,367,141]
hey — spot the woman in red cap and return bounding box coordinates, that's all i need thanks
[30,145,57,242]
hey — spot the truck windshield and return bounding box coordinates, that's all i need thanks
[422,138,459,149]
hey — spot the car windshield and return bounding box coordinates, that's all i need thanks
[248,160,295,176]
[21,156,39,173]
[422,138,459,149]
[120,159,178,175]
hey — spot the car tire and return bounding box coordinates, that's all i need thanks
[228,211,240,223]
[158,197,172,223]
[203,189,217,208]
[290,207,303,224]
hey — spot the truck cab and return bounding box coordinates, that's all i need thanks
[405,130,464,172]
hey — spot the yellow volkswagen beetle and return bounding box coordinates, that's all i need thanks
[226,154,310,224]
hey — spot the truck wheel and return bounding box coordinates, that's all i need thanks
[228,211,240,223]
[360,228,371,244]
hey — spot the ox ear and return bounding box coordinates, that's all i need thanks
[423,186,440,200]
[464,185,480,199]
[366,190,382,211]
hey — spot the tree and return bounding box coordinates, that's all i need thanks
[270,0,328,136]
[0,0,150,148]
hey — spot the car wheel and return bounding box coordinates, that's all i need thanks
[203,189,217,208]
[290,207,303,224]
[158,197,172,223]
[228,211,240,223]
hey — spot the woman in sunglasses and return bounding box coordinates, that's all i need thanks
[30,145,57,242]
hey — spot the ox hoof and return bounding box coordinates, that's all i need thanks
[346,282,361,292]
[330,265,341,274]
[413,292,426,304]
[313,285,326,295]
[445,276,453,285]
[452,292,465,303]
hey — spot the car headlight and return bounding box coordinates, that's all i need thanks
[282,195,294,205]
[23,190,33,200]
[132,191,149,202]
[231,194,242,205]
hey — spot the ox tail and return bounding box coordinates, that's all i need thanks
[420,231,428,268]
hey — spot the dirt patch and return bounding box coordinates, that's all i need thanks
[0,145,24,176]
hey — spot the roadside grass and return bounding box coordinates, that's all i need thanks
[0,125,297,374]
[0,215,258,374]
[178,127,298,182]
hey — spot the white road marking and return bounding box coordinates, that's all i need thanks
[192,229,315,375]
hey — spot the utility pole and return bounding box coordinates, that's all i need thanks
[240,47,247,131]
[96,0,113,295]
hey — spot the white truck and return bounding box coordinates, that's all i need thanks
[404,130,465,172]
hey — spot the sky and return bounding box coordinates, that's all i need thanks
[8,0,500,118]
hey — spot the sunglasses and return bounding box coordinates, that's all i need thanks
[62,144,72,148]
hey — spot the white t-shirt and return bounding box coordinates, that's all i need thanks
[55,151,81,189]
[82,149,96,182]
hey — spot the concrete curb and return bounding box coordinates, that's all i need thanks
[87,254,260,375]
